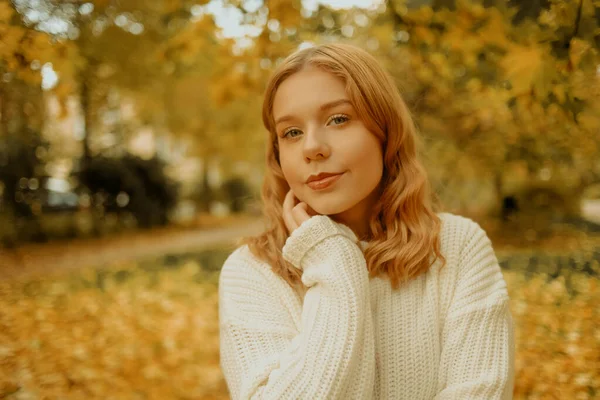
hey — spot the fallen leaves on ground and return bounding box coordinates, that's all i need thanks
[0,253,598,399]
[0,260,227,400]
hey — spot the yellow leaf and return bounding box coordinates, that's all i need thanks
[404,6,434,25]
[0,2,14,22]
[413,26,436,46]
[578,111,600,133]
[478,8,511,49]
[552,84,566,104]
[501,45,543,96]
[569,38,592,69]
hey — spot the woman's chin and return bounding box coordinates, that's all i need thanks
[303,195,354,216]
[309,204,347,217]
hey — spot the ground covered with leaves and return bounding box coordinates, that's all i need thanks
[0,257,227,400]
[0,245,598,399]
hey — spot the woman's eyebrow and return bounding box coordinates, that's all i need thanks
[319,98,352,111]
[274,99,352,126]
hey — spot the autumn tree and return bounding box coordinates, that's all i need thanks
[383,0,600,229]
[0,1,64,137]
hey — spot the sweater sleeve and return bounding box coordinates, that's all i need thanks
[434,220,515,400]
[218,215,375,400]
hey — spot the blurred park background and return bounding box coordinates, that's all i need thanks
[0,0,599,398]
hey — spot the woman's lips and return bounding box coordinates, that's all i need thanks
[306,173,344,190]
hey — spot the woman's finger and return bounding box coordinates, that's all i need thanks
[283,189,295,211]
[282,190,298,234]
[292,202,312,226]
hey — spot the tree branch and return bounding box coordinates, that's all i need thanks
[572,0,583,38]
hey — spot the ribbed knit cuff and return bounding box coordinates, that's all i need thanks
[282,215,358,269]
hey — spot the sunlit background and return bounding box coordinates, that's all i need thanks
[0,0,599,398]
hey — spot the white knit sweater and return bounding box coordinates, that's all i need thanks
[218,213,515,399]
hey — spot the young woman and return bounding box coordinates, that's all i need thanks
[218,43,515,399]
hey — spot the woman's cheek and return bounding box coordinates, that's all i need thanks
[280,162,293,188]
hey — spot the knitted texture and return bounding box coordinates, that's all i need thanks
[282,215,359,269]
[218,213,515,399]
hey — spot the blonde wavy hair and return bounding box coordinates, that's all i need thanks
[239,43,446,291]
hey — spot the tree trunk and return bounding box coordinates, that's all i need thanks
[80,70,93,165]
[197,156,213,213]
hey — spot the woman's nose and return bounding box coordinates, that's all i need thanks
[302,127,331,161]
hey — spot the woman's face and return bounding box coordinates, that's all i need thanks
[273,66,384,227]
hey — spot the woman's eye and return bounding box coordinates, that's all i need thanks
[329,115,349,125]
[283,129,302,138]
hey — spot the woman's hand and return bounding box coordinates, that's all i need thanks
[283,189,318,236]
